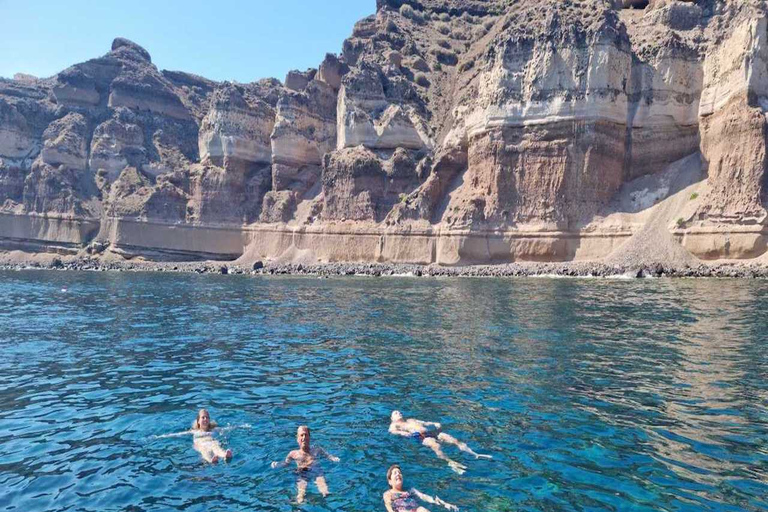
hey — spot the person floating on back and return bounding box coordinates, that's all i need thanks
[271,425,340,503]
[389,411,491,474]
[383,464,458,512]
[191,409,233,464]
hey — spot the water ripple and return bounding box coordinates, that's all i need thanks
[0,272,767,511]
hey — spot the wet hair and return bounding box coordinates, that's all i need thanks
[192,409,217,431]
[387,464,402,483]
[297,425,310,437]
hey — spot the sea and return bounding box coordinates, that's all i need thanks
[0,271,766,512]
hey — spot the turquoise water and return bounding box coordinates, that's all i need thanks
[0,271,767,512]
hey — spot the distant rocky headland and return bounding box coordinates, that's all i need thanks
[1,0,768,274]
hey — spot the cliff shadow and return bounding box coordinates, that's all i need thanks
[431,161,468,224]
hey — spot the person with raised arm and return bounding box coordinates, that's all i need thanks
[271,425,340,503]
[383,465,458,512]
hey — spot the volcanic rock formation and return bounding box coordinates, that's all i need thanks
[1,0,767,265]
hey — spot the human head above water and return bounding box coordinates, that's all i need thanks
[387,464,404,490]
[391,410,404,422]
[296,425,311,450]
[194,409,211,431]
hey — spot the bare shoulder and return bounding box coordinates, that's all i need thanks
[287,449,301,459]
[383,489,393,501]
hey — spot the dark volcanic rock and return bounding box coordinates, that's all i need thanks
[111,37,152,63]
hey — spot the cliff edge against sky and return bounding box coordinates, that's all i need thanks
[1,0,767,267]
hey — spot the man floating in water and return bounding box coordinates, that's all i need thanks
[271,425,340,503]
[383,464,458,512]
[389,411,491,474]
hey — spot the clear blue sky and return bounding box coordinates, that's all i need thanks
[0,0,375,82]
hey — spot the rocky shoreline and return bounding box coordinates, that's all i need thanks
[1,254,768,279]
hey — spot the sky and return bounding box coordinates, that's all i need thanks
[0,0,375,83]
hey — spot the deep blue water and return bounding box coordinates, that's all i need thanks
[0,271,767,512]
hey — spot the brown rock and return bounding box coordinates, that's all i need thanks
[41,113,88,171]
[317,54,348,90]
[322,146,387,222]
[285,69,316,92]
[0,1,767,266]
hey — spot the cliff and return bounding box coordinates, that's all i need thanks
[1,0,767,266]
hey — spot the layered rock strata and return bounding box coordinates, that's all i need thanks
[1,0,767,264]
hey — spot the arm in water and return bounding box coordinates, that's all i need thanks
[153,430,194,440]
[412,488,459,511]
[214,423,251,434]
[271,450,296,469]
[155,423,251,440]
[318,446,340,463]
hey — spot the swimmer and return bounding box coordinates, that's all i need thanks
[271,425,340,504]
[383,465,458,512]
[389,411,491,474]
[191,409,233,464]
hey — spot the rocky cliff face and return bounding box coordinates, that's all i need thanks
[1,0,767,265]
